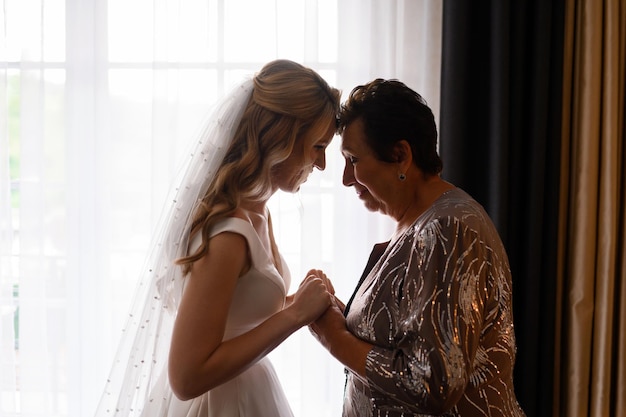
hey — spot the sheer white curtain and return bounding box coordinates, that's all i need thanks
[0,0,441,416]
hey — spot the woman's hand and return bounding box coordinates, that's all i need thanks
[308,299,346,351]
[307,277,373,378]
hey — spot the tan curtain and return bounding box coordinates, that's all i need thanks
[556,0,626,415]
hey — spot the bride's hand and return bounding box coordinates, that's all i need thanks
[303,269,335,295]
[287,272,333,326]
[304,269,346,312]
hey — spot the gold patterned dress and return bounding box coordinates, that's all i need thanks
[343,188,526,417]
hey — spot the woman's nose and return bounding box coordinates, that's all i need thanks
[342,161,355,186]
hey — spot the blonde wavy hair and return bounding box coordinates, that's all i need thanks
[176,59,341,273]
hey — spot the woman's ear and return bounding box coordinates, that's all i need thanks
[392,140,413,170]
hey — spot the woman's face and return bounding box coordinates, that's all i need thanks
[341,118,396,214]
[271,118,336,193]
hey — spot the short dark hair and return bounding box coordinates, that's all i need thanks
[338,79,442,175]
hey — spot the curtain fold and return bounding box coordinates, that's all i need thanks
[439,1,566,416]
[0,3,17,409]
[557,0,626,415]
[440,0,626,415]
[336,0,442,119]
[333,0,442,302]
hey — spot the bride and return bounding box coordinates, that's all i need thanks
[95,59,341,417]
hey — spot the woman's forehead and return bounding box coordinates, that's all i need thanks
[340,119,368,152]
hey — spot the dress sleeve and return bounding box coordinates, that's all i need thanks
[364,215,498,413]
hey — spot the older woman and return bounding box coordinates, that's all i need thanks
[310,79,526,416]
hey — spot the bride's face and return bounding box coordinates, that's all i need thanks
[271,118,336,193]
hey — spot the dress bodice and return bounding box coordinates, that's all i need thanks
[138,216,295,416]
[189,217,291,340]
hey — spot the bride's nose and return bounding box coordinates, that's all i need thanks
[314,152,326,170]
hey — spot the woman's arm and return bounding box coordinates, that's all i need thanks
[311,218,489,413]
[309,301,373,378]
[168,232,332,400]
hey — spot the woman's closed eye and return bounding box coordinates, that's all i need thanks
[346,155,358,165]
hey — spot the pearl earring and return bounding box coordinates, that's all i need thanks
[399,173,406,181]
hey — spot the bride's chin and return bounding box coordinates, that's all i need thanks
[291,175,307,192]
[281,181,302,194]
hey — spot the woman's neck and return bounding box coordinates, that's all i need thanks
[393,177,455,239]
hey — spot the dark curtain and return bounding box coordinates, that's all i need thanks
[438,2,565,416]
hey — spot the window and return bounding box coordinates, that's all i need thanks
[0,1,441,415]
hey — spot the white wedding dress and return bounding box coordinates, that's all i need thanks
[139,216,294,417]
[95,79,299,417]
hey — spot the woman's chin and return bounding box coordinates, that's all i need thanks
[360,197,382,213]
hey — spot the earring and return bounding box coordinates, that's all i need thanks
[399,173,406,181]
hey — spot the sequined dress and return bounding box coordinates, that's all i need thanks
[140,217,294,417]
[343,188,526,417]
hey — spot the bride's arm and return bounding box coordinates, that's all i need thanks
[168,232,331,400]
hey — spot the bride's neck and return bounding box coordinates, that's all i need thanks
[240,202,268,217]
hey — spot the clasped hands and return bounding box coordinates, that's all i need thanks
[296,269,346,351]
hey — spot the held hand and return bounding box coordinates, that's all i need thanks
[333,295,346,312]
[288,274,333,326]
[308,300,346,351]
[309,299,371,378]
[303,269,335,295]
